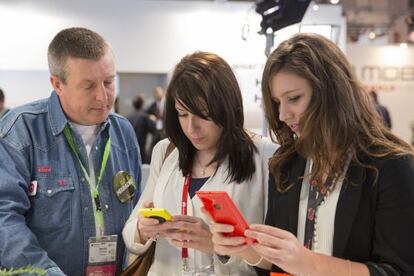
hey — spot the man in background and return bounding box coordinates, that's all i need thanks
[369,90,392,129]
[0,27,141,275]
[146,86,166,160]
[127,93,156,163]
[0,88,9,118]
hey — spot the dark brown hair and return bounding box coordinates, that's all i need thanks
[165,51,257,183]
[261,33,413,192]
[47,27,110,84]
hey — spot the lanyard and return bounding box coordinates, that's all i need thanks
[303,154,352,250]
[63,125,111,231]
[181,174,192,266]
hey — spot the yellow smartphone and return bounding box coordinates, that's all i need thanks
[139,208,172,223]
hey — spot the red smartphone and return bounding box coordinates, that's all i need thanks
[196,191,255,244]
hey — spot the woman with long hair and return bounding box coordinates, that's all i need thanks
[210,33,414,276]
[123,51,276,275]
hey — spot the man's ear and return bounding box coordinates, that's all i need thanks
[50,75,63,96]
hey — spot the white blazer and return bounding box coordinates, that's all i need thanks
[123,136,277,276]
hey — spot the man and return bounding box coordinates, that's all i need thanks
[127,94,156,164]
[0,88,9,118]
[146,86,165,120]
[0,27,141,275]
[146,86,165,160]
[369,90,392,129]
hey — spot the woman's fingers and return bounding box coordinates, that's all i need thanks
[210,222,234,234]
[249,224,294,239]
[212,233,245,246]
[142,201,154,208]
[245,229,290,248]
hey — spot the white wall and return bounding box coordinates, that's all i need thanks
[347,44,414,142]
[0,0,345,133]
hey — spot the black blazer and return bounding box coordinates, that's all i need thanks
[256,153,414,276]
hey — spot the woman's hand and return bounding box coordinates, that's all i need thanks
[205,207,262,265]
[164,215,215,254]
[245,224,315,275]
[209,222,250,256]
[137,202,169,243]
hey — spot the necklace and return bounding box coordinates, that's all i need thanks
[196,155,208,176]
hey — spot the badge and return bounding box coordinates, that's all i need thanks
[113,171,136,203]
[86,235,117,276]
[28,180,37,196]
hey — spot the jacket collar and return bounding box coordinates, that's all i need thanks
[333,159,365,257]
[286,153,307,235]
[48,91,68,136]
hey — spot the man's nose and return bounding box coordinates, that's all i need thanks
[95,84,108,102]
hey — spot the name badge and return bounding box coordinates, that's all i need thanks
[86,235,117,276]
[113,171,136,203]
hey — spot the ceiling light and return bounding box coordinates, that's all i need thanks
[368,31,376,40]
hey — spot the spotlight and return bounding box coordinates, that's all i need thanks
[255,0,311,34]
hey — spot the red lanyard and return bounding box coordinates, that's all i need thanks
[181,174,192,259]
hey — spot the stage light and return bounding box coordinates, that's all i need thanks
[255,0,311,34]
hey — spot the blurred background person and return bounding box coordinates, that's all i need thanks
[146,86,166,159]
[0,87,10,118]
[369,90,392,129]
[127,93,156,164]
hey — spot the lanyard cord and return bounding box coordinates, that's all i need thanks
[181,174,192,266]
[63,125,111,231]
[303,154,352,250]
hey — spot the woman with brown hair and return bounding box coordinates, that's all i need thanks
[210,33,414,276]
[123,51,276,275]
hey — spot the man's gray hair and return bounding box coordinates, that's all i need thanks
[47,27,109,83]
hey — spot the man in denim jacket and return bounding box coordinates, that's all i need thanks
[0,28,141,275]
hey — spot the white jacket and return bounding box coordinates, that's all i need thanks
[122,136,277,275]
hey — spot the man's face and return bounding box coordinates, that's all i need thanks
[51,51,116,125]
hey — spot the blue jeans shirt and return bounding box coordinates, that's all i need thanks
[0,92,141,275]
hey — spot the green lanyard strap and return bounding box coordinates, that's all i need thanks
[63,125,111,229]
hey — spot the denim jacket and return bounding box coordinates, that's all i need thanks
[0,92,141,275]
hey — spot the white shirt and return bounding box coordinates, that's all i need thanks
[297,159,346,256]
[71,123,103,236]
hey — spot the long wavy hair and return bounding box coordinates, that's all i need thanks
[261,33,413,192]
[164,51,257,183]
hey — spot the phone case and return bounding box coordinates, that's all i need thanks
[196,191,255,243]
[139,208,172,223]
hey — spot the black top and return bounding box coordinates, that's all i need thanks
[255,152,414,276]
[189,177,209,199]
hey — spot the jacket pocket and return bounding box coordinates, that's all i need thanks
[27,176,75,234]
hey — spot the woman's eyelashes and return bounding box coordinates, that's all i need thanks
[288,95,301,102]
